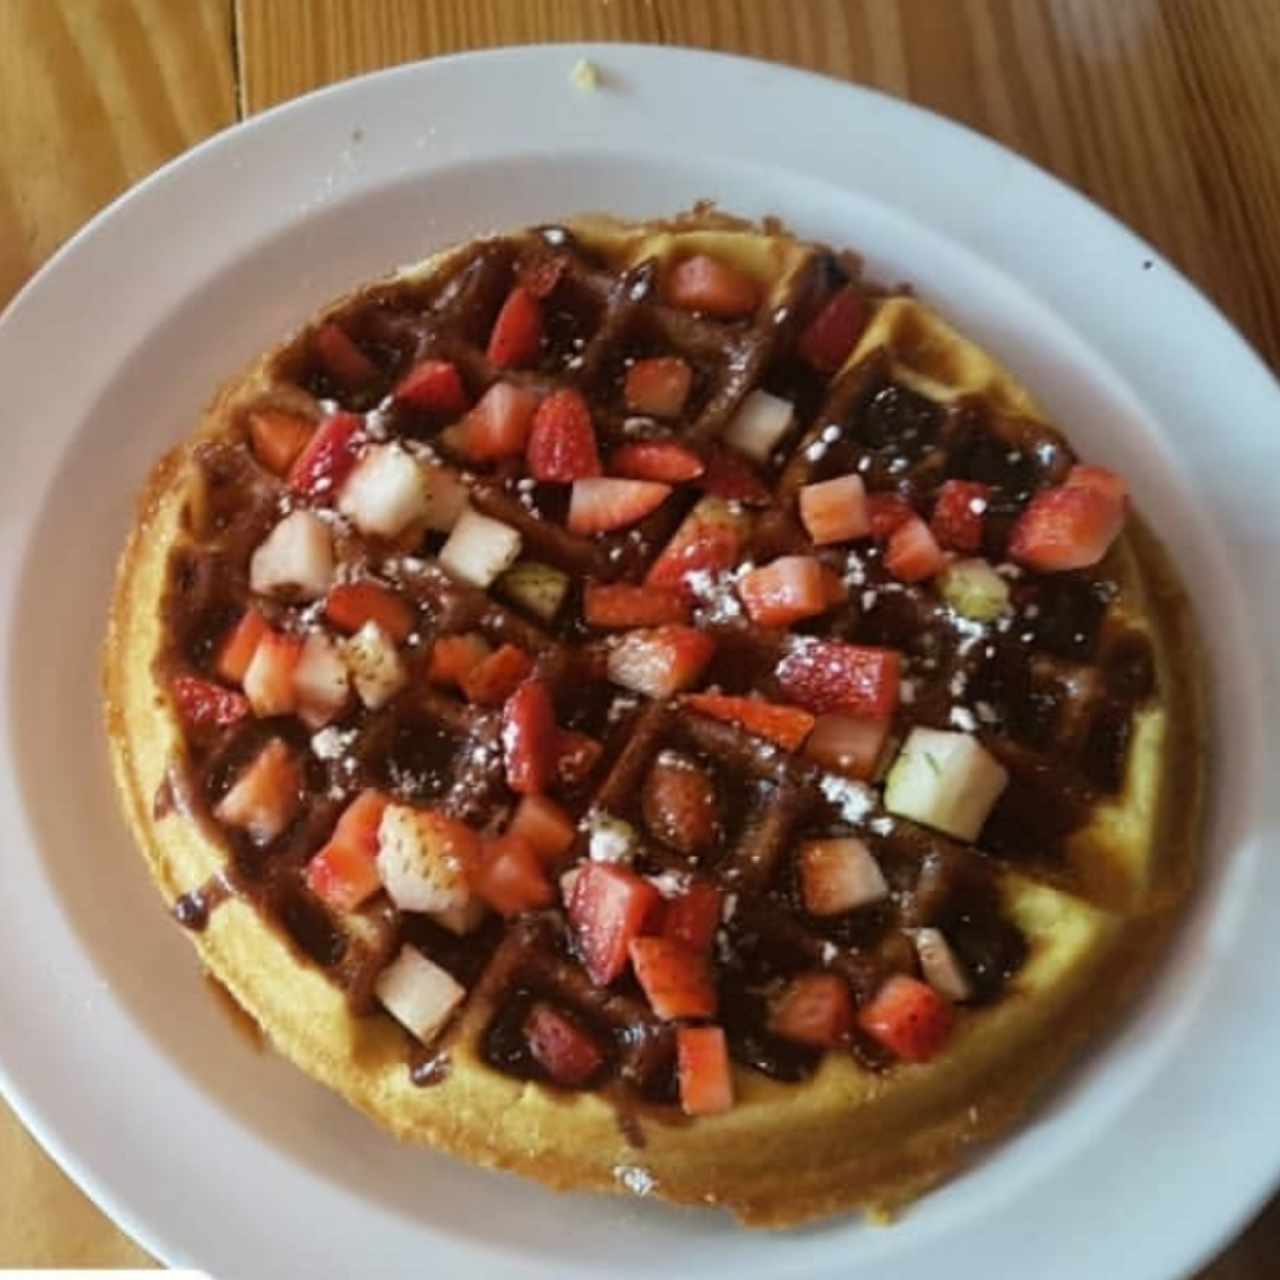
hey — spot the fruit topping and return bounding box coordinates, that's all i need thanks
[242,629,304,717]
[313,322,378,387]
[214,738,300,844]
[645,496,749,597]
[487,285,543,369]
[768,972,854,1048]
[288,412,363,499]
[1009,466,1127,571]
[508,794,577,864]
[375,804,477,914]
[455,381,540,461]
[623,357,694,418]
[215,607,271,685]
[524,1002,606,1087]
[883,727,1009,842]
[799,837,889,915]
[305,789,389,911]
[857,974,954,1063]
[737,555,836,628]
[439,509,523,588]
[606,625,716,698]
[248,409,314,476]
[375,945,465,1044]
[798,473,869,545]
[459,643,534,707]
[797,284,868,373]
[340,620,407,710]
[937,558,1010,622]
[393,358,469,415]
[292,630,351,729]
[776,639,901,719]
[501,680,559,795]
[676,1025,734,1116]
[583,582,690,629]
[569,862,662,986]
[722,389,795,462]
[427,632,491,688]
[250,510,335,601]
[610,440,705,483]
[497,559,571,622]
[338,444,430,540]
[170,674,250,729]
[659,880,721,954]
[684,693,815,752]
[930,479,989,553]
[641,751,719,854]
[567,477,670,535]
[473,833,555,916]
[324,580,415,644]
[629,936,717,1020]
[885,516,946,583]
[803,713,890,782]
[910,927,974,1003]
[666,254,759,318]
[527,388,601,482]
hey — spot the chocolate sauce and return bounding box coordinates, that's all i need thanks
[173,873,234,932]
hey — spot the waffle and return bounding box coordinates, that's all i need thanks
[104,209,1205,1227]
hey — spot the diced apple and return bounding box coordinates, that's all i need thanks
[937,558,1010,621]
[439,508,523,589]
[721,389,795,462]
[375,804,476,914]
[337,443,429,539]
[910,927,974,1002]
[340,620,408,709]
[213,739,300,844]
[292,630,351,729]
[799,837,888,915]
[249,510,334,601]
[375,945,465,1045]
[497,560,570,622]
[883,727,1009,842]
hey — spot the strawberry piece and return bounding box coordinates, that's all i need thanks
[487,285,543,369]
[524,1002,605,1087]
[313,322,379,387]
[242,629,304,717]
[216,607,270,685]
[556,729,603,788]
[569,862,662,986]
[661,880,721,953]
[684,693,815,752]
[171,674,250,729]
[858,974,955,1063]
[325,580,415,644]
[820,564,849,606]
[885,516,946,583]
[248,409,315,476]
[508,793,577,864]
[800,837,887,915]
[645,497,749,597]
[803,713,891,781]
[737,555,834,628]
[698,447,772,505]
[776,639,901,719]
[394,358,469,415]
[459,643,534,707]
[305,789,390,911]
[527,389,602,482]
[768,972,854,1048]
[677,1025,733,1116]
[610,440,705,483]
[288,412,363,499]
[930,479,989,553]
[473,833,554,916]
[1065,464,1128,503]
[427,632,492,687]
[517,253,569,299]
[568,478,670,535]
[642,753,719,855]
[459,382,540,461]
[629,937,717,1020]
[607,625,716,698]
[624,357,694,418]
[501,680,559,794]
[666,254,758,318]
[1009,477,1126,571]
[582,582,690,629]
[797,284,868,373]
[866,492,916,541]
[799,473,869,545]
[213,738,301,844]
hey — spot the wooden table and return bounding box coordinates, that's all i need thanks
[0,1,1274,1271]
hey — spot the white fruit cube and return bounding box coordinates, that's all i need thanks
[420,463,469,532]
[213,739,300,845]
[911,927,974,1002]
[430,897,489,937]
[338,444,429,539]
[375,945,465,1045]
[292,631,350,729]
[376,804,471,914]
[799,837,888,916]
[341,620,407,709]
[884,727,1009,842]
[249,510,334,601]
[722,389,795,462]
[439,508,522,588]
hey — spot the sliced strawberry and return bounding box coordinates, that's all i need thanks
[248,409,315,476]
[556,729,603,788]
[866,491,916,541]
[242,629,304,717]
[517,253,569,299]
[1009,477,1126,571]
[684,693,815,752]
[568,478,670,535]
[857,974,955,1063]
[645,497,749,597]
[737,555,834,628]
[213,738,300,844]
[885,516,946,582]
[803,713,891,781]
[606,625,716,699]
[776,639,901,719]
[768,972,854,1048]
[427,632,492,687]
[797,284,868,373]
[569,862,662,986]
[527,389,602,482]
[313,322,379,387]
[487,285,543,369]
[501,679,559,795]
[799,473,869,545]
[623,357,694,418]
[1065,463,1128,503]
[394,358,469,415]
[305,789,390,911]
[508,793,577,864]
[930,479,989,553]
[524,1002,605,1087]
[661,880,721,954]
[698,447,772,505]
[642,753,719,854]
[215,607,270,685]
[610,440,705,484]
[677,1025,733,1116]
[459,381,540,462]
[629,937,717,1020]
[666,254,758,318]
[288,412,363,499]
[582,582,690,629]
[473,833,554,916]
[325,580,415,644]
[800,837,888,915]
[459,643,534,707]
[171,674,250,729]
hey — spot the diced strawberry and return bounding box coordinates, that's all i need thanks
[820,565,848,606]
[517,253,569,299]
[394,358,469,415]
[930,480,989,553]
[242,629,304,717]
[1065,464,1128,503]
[666,255,758,318]
[661,880,721,953]
[768,972,854,1048]
[486,284,543,369]
[607,625,716,698]
[582,582,690,629]
[170,674,250,729]
[459,643,534,707]
[642,753,719,854]
[501,680,559,794]
[645,497,749,597]
[797,284,868,373]
[215,607,270,685]
[629,937,717,1020]
[324,581,415,644]
[885,517,946,582]
[803,713,891,781]
[473,833,554,916]
[459,382,541,461]
[857,974,955,1063]
[288,412,363,499]
[800,837,888,915]
[776,639,901,718]
[313,322,379,387]
[569,862,663,986]
[508,793,577,864]
[698,447,772,505]
[213,738,300,844]
[677,1025,733,1116]
[293,631,351,729]
[248,409,314,476]
[556,729,604,788]
[1009,477,1126,571]
[737,555,833,628]
[568,478,670,535]
[624,357,694,418]
[427,632,492,687]
[799,473,869,545]
[524,1002,605,1087]
[866,492,916,541]
[610,440,705,484]
[305,789,390,911]
[684,693,815,752]
[527,389,602,482]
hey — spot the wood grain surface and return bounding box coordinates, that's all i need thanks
[1,0,1275,1271]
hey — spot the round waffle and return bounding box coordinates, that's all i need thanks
[104,209,1205,1227]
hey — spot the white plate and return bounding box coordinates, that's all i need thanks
[1,43,1276,1280]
